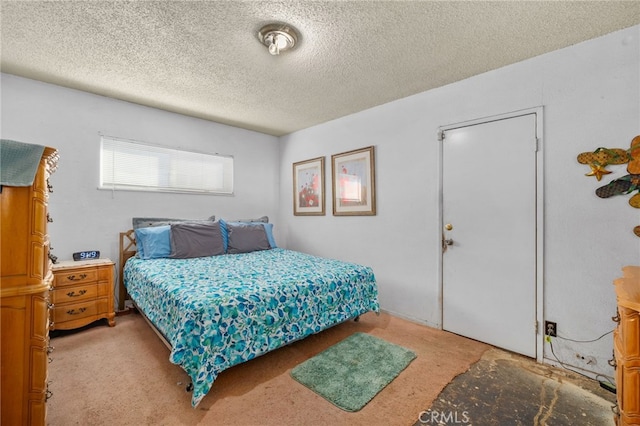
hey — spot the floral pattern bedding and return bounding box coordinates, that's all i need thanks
[123,248,379,407]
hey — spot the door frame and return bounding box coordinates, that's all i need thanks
[437,107,545,362]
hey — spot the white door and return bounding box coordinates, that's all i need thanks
[442,113,537,358]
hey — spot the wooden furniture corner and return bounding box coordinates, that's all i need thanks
[1,145,58,425]
[613,265,640,426]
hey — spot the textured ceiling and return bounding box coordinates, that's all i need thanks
[1,1,639,136]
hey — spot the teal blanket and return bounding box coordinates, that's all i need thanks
[124,248,380,407]
[0,139,45,186]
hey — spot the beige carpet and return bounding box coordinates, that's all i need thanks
[47,311,488,426]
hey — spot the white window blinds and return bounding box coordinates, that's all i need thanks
[99,136,233,194]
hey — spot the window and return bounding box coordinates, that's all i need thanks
[99,135,233,195]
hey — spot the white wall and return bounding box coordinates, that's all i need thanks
[1,74,280,294]
[279,25,640,377]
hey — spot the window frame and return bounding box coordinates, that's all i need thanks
[99,135,234,195]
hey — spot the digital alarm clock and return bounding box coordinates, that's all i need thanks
[72,250,100,261]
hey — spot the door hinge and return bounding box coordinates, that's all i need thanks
[533,138,539,152]
[535,320,539,334]
[438,130,445,142]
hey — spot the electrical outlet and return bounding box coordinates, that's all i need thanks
[545,321,557,337]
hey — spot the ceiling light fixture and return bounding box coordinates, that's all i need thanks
[258,23,298,55]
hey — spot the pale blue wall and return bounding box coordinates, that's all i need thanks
[0,74,280,271]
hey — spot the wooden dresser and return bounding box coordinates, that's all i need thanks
[50,259,116,330]
[1,145,58,426]
[613,265,640,426]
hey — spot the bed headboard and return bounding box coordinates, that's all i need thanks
[118,230,137,311]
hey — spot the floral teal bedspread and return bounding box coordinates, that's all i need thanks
[123,248,379,407]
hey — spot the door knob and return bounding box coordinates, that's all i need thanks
[445,223,453,231]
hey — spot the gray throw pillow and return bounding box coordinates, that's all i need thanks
[170,221,224,258]
[227,223,270,254]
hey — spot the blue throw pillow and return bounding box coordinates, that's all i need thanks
[134,229,146,259]
[134,225,171,259]
[262,223,277,248]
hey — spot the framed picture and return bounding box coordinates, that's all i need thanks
[293,157,325,215]
[331,146,376,216]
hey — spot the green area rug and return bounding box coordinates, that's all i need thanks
[290,332,416,412]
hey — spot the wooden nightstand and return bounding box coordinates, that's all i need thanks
[50,259,116,330]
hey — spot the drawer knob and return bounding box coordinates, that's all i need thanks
[66,308,87,315]
[67,274,87,281]
[66,289,87,298]
[47,213,54,223]
[47,302,54,310]
[46,389,53,401]
[47,179,54,193]
[47,345,55,354]
[608,357,617,368]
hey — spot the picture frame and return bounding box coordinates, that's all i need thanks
[331,146,376,216]
[292,156,325,216]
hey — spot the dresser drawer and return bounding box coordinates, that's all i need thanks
[30,345,48,392]
[620,364,640,417]
[31,294,49,341]
[614,328,623,363]
[52,283,98,304]
[619,306,640,360]
[53,299,101,323]
[28,399,46,426]
[54,269,98,286]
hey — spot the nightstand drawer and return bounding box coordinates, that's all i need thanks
[54,269,98,286]
[53,299,103,323]
[52,283,98,304]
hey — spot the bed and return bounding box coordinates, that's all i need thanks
[119,218,380,407]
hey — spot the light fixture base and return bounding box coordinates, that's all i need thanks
[258,23,298,55]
